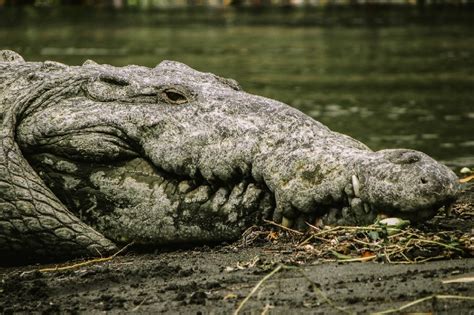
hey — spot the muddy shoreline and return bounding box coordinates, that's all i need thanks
[1,182,473,314]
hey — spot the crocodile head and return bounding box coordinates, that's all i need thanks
[1,51,460,260]
[349,149,459,223]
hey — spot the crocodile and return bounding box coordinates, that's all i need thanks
[0,50,459,263]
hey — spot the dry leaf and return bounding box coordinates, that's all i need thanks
[459,174,474,183]
[223,293,238,300]
[362,251,375,258]
[266,231,279,241]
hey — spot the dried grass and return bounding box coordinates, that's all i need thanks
[239,205,473,264]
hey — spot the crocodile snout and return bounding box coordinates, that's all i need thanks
[353,149,460,221]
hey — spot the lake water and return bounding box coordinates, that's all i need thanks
[1,6,472,169]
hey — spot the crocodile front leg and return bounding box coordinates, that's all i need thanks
[0,132,117,263]
[0,53,117,263]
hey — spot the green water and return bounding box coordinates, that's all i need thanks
[1,7,473,169]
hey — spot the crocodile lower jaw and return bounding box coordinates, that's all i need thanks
[279,174,452,229]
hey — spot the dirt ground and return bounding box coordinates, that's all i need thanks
[1,183,473,314]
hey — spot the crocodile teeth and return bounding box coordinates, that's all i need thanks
[352,175,361,198]
[281,216,293,228]
[314,217,324,228]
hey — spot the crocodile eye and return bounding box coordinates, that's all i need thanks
[162,89,188,105]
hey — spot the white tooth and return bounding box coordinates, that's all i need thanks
[379,217,410,229]
[314,217,324,228]
[282,217,293,228]
[352,175,361,197]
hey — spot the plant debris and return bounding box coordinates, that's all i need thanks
[238,205,473,264]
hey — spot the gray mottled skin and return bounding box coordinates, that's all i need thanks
[0,50,459,262]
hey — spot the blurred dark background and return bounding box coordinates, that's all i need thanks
[0,0,472,8]
[0,0,473,169]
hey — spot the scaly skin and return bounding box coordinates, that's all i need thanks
[0,51,459,263]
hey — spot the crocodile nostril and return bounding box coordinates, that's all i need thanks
[402,152,420,164]
[387,150,421,165]
[420,177,428,184]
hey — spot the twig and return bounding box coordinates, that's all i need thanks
[400,252,414,263]
[407,232,463,252]
[387,231,408,239]
[383,249,392,263]
[339,225,389,232]
[38,242,134,273]
[299,225,342,246]
[309,235,333,243]
[337,255,378,262]
[234,264,283,315]
[442,276,474,284]
[372,294,474,314]
[263,219,304,235]
[415,255,446,263]
[260,303,274,315]
[415,239,464,252]
[132,297,148,312]
[352,238,382,247]
[298,234,315,246]
[306,224,342,235]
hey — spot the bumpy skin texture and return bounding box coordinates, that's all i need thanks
[0,51,459,262]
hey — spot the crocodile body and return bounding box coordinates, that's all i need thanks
[0,51,459,263]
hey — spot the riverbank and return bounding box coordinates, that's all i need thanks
[1,183,472,314]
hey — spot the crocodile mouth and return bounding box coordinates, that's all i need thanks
[277,173,454,230]
[274,176,379,230]
[305,174,454,228]
[27,152,452,244]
